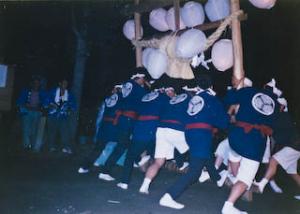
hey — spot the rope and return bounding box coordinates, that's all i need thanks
[203,10,243,51]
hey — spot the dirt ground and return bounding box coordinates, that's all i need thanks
[0,147,299,214]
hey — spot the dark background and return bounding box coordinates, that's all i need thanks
[0,0,299,125]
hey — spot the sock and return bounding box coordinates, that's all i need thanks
[215,164,219,170]
[141,178,151,190]
[224,201,233,207]
[258,178,269,192]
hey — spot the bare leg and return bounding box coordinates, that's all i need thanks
[229,161,240,177]
[263,158,278,180]
[215,156,224,169]
[228,181,248,203]
[290,174,300,187]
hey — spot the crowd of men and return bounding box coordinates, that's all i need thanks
[75,67,300,214]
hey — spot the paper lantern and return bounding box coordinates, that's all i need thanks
[248,0,276,9]
[122,19,143,40]
[142,48,155,68]
[175,29,207,59]
[211,39,233,72]
[205,0,230,22]
[147,49,168,79]
[149,8,169,32]
[166,7,186,31]
[181,1,205,27]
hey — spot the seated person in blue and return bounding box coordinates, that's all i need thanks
[46,79,76,154]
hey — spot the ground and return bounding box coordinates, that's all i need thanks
[0,147,299,214]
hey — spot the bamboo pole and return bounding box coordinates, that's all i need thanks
[174,0,180,31]
[134,0,142,67]
[230,0,245,86]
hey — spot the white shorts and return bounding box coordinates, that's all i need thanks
[262,137,271,164]
[228,148,260,187]
[273,147,300,174]
[154,127,189,160]
[215,138,230,166]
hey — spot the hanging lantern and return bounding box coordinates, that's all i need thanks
[122,19,143,40]
[181,1,205,28]
[175,29,207,59]
[248,0,276,9]
[149,8,169,32]
[205,0,230,22]
[147,49,168,79]
[211,39,233,72]
[166,7,186,31]
[142,48,155,68]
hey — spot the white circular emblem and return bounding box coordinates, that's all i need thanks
[187,95,205,116]
[251,93,275,116]
[170,93,188,105]
[122,82,133,98]
[105,93,118,108]
[142,91,159,102]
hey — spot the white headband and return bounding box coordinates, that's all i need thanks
[131,73,145,80]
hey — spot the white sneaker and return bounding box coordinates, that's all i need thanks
[139,186,149,194]
[98,173,115,181]
[78,167,89,174]
[117,182,128,190]
[159,193,184,210]
[217,170,229,187]
[294,195,300,200]
[178,162,189,171]
[138,155,151,166]
[269,180,283,193]
[222,202,248,214]
[199,170,210,183]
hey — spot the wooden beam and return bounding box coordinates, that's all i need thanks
[230,0,245,84]
[134,0,142,67]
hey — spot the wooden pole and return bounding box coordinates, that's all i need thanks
[174,0,180,30]
[134,0,142,67]
[230,0,245,85]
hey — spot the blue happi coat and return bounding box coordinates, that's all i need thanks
[185,90,229,158]
[132,91,169,142]
[158,93,190,132]
[17,88,47,114]
[116,80,148,132]
[225,87,279,161]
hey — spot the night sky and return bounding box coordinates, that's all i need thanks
[1,0,300,122]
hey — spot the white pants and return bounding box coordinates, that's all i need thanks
[215,138,230,166]
[154,127,189,160]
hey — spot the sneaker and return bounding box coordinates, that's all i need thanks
[139,186,149,194]
[294,195,300,200]
[117,182,128,190]
[159,193,184,210]
[138,155,151,166]
[62,148,72,154]
[178,162,189,171]
[269,180,283,193]
[78,167,89,174]
[98,173,115,181]
[199,170,210,183]
[222,202,248,214]
[217,170,229,187]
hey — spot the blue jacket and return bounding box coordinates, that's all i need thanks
[17,88,47,115]
[159,93,190,132]
[116,80,148,132]
[132,91,168,142]
[46,88,76,118]
[225,87,279,161]
[185,91,229,158]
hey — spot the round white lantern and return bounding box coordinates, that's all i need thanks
[122,19,143,40]
[211,39,233,72]
[175,29,207,59]
[166,7,186,31]
[147,49,168,79]
[149,8,169,32]
[181,1,205,27]
[142,48,155,68]
[248,0,276,9]
[205,0,230,22]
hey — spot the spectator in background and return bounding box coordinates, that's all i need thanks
[46,79,76,154]
[17,76,47,151]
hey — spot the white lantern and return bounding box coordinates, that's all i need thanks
[175,29,207,59]
[181,1,205,27]
[205,0,230,22]
[211,39,233,72]
[142,48,155,68]
[248,0,276,9]
[147,49,168,79]
[166,7,186,31]
[149,8,169,32]
[122,19,143,40]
